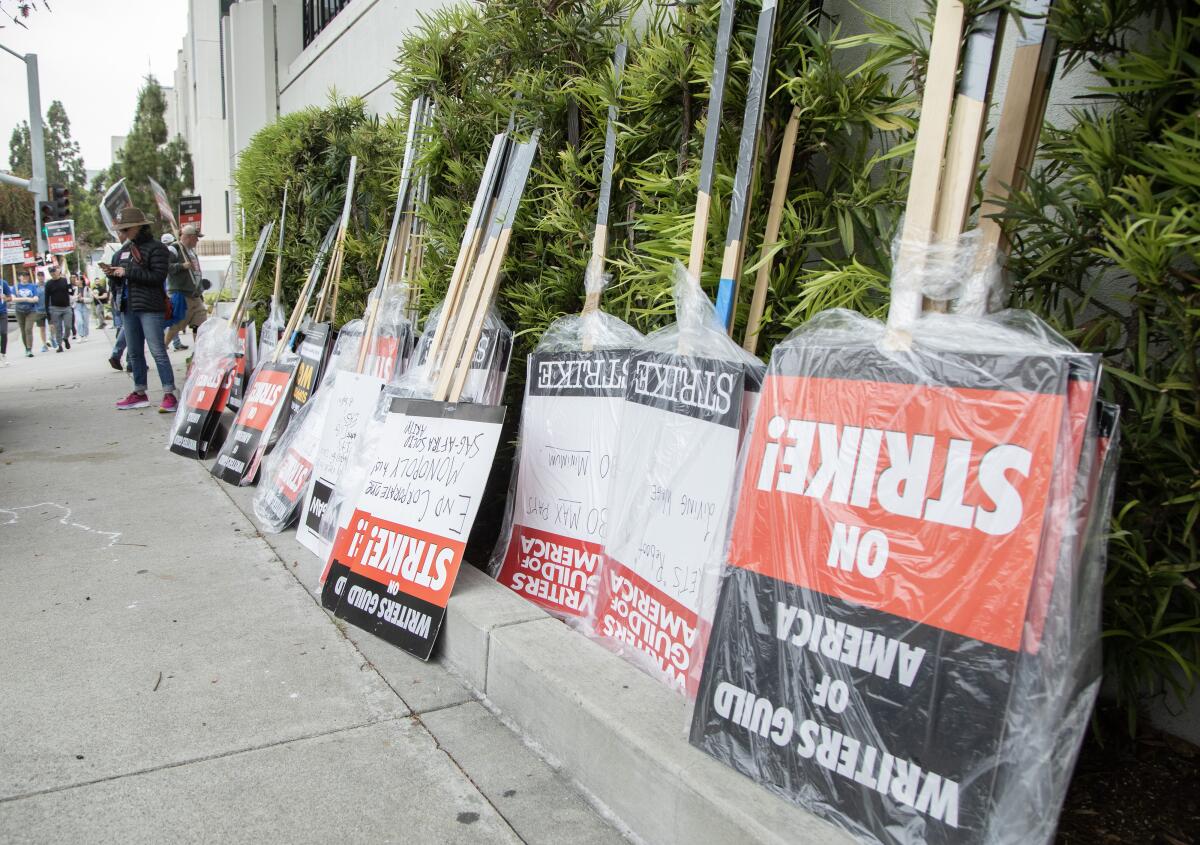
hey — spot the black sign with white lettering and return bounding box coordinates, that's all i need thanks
[289,322,333,416]
[527,349,633,399]
[211,362,296,486]
[625,351,745,429]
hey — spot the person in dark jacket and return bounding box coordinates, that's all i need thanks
[100,207,178,412]
[44,264,73,352]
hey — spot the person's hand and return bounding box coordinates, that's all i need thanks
[108,266,125,278]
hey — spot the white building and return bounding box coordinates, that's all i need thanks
[172,0,441,255]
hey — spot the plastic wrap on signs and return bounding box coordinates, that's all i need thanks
[210,356,297,486]
[227,320,259,412]
[259,299,288,363]
[410,302,513,404]
[289,322,334,416]
[168,320,238,458]
[690,308,1111,845]
[490,274,644,620]
[590,262,765,694]
[321,398,505,659]
[253,323,364,533]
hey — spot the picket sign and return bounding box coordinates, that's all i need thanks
[742,107,800,356]
[691,3,1113,844]
[297,97,431,555]
[319,126,539,660]
[494,45,640,620]
[209,157,350,488]
[714,0,778,330]
[169,223,274,459]
[148,177,180,238]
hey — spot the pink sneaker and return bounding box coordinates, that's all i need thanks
[116,391,150,410]
[159,393,179,414]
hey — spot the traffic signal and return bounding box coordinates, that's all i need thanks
[50,185,71,219]
[38,200,54,222]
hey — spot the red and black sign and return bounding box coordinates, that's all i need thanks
[211,362,296,485]
[23,239,35,267]
[179,195,202,228]
[46,219,76,255]
[257,444,315,528]
[170,356,235,458]
[691,338,1073,845]
[289,322,333,417]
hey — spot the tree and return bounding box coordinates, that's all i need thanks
[7,99,93,244]
[8,100,87,186]
[106,77,194,227]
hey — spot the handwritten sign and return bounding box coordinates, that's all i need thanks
[690,339,1072,845]
[211,361,296,485]
[297,371,385,560]
[593,351,748,693]
[322,398,505,659]
[170,355,235,458]
[495,349,631,618]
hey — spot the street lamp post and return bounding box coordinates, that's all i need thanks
[0,43,48,252]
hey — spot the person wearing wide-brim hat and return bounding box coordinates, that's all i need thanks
[98,206,178,412]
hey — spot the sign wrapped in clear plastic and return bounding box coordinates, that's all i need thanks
[690,301,1115,845]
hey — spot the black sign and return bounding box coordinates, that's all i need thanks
[527,349,632,399]
[170,358,234,459]
[289,322,333,416]
[211,362,296,485]
[626,350,745,429]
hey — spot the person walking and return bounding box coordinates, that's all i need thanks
[13,270,46,355]
[93,277,109,329]
[73,273,91,340]
[0,275,12,366]
[100,207,177,412]
[104,258,128,371]
[164,224,207,351]
[44,264,73,353]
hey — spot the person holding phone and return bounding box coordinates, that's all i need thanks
[101,207,177,412]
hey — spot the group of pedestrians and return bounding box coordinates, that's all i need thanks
[1,263,99,365]
[3,206,208,416]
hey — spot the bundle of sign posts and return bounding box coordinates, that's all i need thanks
[229,2,1115,842]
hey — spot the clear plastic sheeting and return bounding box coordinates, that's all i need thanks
[259,298,288,363]
[689,301,1115,845]
[252,322,364,533]
[406,300,513,403]
[588,262,765,694]
[167,319,239,458]
[489,269,644,621]
[313,297,512,571]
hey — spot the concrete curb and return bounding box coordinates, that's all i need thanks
[441,566,854,845]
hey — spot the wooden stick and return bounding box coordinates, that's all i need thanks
[583,41,628,315]
[428,132,510,367]
[885,0,967,335]
[980,0,1056,263]
[742,106,799,355]
[925,9,1004,312]
[313,157,358,325]
[686,0,738,281]
[271,183,289,310]
[715,0,778,330]
[436,133,540,402]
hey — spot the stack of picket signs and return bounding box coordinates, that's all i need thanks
[682,2,1120,845]
[210,3,1114,841]
[311,121,541,660]
[254,95,434,535]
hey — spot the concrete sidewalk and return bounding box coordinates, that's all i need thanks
[0,322,628,845]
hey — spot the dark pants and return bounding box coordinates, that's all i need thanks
[122,310,175,394]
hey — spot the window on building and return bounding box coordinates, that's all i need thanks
[303,0,353,48]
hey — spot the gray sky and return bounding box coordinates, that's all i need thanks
[1,0,188,173]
